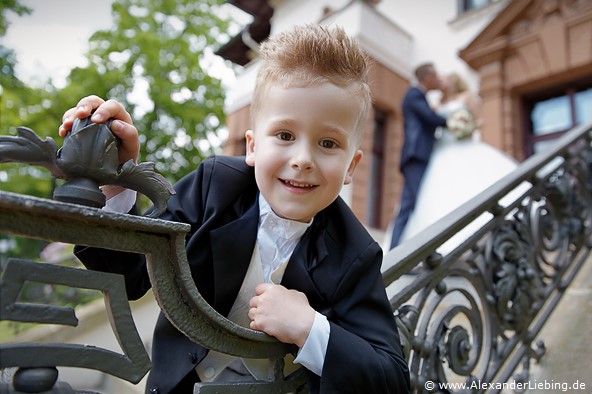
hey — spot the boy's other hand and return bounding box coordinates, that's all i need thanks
[248,283,315,348]
[59,95,140,165]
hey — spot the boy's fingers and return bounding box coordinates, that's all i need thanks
[61,108,77,123]
[74,95,106,117]
[59,95,107,137]
[58,108,77,137]
[58,97,139,164]
[110,120,140,163]
[111,120,140,152]
[75,95,105,109]
[90,99,134,125]
[254,283,274,295]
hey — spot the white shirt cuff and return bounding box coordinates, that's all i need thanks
[293,312,329,376]
[102,188,137,214]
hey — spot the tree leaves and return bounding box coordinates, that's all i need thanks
[73,0,234,181]
[2,0,239,191]
[1,0,238,258]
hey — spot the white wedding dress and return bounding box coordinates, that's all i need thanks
[385,100,518,253]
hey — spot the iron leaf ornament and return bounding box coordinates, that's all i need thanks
[0,117,175,217]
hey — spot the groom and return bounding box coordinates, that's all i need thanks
[389,62,447,249]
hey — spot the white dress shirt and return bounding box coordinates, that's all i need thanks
[257,196,330,376]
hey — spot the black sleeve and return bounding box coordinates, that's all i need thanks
[74,158,215,300]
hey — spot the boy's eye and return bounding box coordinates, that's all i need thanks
[320,139,338,149]
[276,131,294,141]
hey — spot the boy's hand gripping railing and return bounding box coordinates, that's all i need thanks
[0,117,174,216]
[0,122,302,393]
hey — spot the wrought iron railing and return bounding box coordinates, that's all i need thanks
[0,120,301,394]
[382,120,592,392]
[0,120,591,393]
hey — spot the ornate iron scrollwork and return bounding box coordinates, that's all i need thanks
[0,259,151,383]
[486,221,544,332]
[0,118,174,217]
[386,122,592,392]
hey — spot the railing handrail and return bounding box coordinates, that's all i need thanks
[383,120,592,284]
[380,120,592,392]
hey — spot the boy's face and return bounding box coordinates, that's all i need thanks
[246,82,363,223]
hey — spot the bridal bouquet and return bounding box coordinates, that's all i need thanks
[447,108,478,140]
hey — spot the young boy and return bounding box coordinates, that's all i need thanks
[59,24,410,393]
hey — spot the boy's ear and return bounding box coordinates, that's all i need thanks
[344,149,363,185]
[245,129,255,167]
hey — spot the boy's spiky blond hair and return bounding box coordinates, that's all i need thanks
[251,24,371,146]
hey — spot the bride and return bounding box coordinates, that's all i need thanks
[385,73,518,253]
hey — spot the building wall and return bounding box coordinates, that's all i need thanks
[461,0,592,160]
[222,0,592,231]
[353,60,409,229]
[223,0,513,231]
[222,104,250,156]
[373,0,511,90]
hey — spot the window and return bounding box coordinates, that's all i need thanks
[458,0,493,14]
[575,88,592,125]
[525,83,592,156]
[366,110,386,228]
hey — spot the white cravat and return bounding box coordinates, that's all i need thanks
[257,196,311,284]
[196,246,272,382]
[256,196,329,377]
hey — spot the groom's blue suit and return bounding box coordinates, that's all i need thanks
[390,86,447,248]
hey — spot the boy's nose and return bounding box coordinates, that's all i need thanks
[291,147,314,171]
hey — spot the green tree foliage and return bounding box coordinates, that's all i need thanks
[1,0,238,260]
[0,75,58,197]
[60,0,235,180]
[3,0,237,189]
[1,1,57,199]
[0,2,56,265]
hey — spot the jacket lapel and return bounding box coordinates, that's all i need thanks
[281,221,327,310]
[210,201,259,317]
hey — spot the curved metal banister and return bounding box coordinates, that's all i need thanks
[0,120,301,392]
[0,191,290,359]
[0,190,302,392]
[383,121,592,285]
[383,121,592,392]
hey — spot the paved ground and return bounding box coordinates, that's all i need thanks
[516,253,592,393]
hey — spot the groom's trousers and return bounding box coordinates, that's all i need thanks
[390,159,429,249]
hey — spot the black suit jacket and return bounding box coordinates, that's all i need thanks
[77,155,410,393]
[399,86,448,170]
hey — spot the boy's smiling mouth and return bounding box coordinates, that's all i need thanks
[282,179,316,188]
